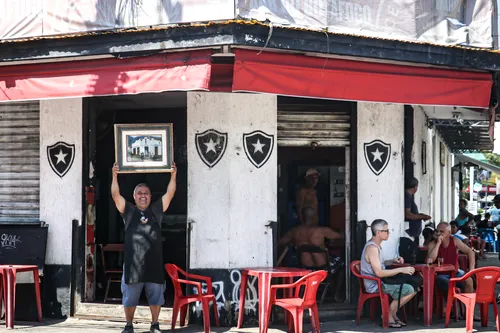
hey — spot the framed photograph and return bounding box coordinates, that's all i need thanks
[421,141,427,175]
[440,142,446,167]
[114,123,174,173]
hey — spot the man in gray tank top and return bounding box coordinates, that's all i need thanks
[360,219,417,328]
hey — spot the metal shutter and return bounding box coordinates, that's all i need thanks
[0,102,40,223]
[277,107,351,147]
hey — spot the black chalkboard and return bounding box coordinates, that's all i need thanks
[0,225,48,269]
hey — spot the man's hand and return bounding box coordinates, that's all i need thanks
[171,162,177,176]
[436,235,444,245]
[398,266,415,275]
[421,214,432,221]
[112,162,120,178]
[394,257,404,264]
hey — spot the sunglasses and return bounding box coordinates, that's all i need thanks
[379,229,390,233]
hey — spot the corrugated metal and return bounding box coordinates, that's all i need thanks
[0,102,40,224]
[277,110,350,147]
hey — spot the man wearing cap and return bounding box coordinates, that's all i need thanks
[296,168,320,225]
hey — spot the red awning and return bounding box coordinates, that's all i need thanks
[232,49,493,108]
[0,50,212,101]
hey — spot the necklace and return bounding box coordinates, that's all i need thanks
[140,210,149,224]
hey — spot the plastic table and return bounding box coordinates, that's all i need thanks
[237,267,311,333]
[394,263,455,326]
[1,265,42,329]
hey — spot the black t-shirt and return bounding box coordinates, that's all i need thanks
[122,199,164,284]
[404,191,422,236]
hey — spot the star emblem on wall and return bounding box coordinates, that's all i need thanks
[47,141,75,178]
[364,139,391,176]
[243,130,274,168]
[195,129,228,168]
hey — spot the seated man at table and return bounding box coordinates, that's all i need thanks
[361,219,417,328]
[450,221,468,243]
[427,222,475,293]
[279,207,345,301]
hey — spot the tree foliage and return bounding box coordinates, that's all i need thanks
[485,153,500,167]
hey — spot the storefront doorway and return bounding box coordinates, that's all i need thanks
[79,92,188,316]
[276,97,355,310]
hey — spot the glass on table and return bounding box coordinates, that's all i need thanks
[426,257,433,267]
[437,257,444,267]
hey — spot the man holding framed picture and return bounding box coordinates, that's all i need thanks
[111,162,177,333]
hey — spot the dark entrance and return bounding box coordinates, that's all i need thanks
[82,93,188,308]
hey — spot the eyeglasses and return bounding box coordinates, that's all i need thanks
[379,229,390,233]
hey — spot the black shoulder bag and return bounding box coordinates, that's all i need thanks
[382,273,423,309]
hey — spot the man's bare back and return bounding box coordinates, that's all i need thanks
[285,224,342,267]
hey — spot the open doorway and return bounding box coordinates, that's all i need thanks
[83,93,188,308]
[277,146,348,305]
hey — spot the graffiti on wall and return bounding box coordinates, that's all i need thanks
[191,269,259,325]
[364,139,390,176]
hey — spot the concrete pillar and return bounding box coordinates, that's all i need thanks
[187,92,277,269]
[39,98,83,317]
[357,102,404,260]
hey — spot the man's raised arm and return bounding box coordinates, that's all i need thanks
[162,162,177,212]
[111,163,126,214]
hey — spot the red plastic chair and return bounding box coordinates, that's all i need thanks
[165,264,219,333]
[268,270,327,333]
[350,260,407,328]
[445,266,500,333]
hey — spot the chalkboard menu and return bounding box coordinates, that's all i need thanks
[0,225,48,269]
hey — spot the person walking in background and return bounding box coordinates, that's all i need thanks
[488,195,500,227]
[404,177,431,245]
[455,199,474,227]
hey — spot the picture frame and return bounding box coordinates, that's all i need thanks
[440,142,446,167]
[114,123,174,173]
[421,141,427,175]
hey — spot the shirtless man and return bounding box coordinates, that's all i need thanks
[279,207,345,300]
[296,168,320,225]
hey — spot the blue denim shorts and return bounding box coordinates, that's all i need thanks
[121,274,166,307]
[436,269,465,292]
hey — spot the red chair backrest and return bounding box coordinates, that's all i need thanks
[165,263,184,297]
[350,260,369,294]
[301,270,328,307]
[471,267,500,303]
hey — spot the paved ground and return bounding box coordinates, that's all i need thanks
[0,317,498,333]
[1,254,499,332]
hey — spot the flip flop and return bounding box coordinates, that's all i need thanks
[388,322,402,328]
[395,320,407,327]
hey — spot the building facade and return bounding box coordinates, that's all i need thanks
[0,0,499,323]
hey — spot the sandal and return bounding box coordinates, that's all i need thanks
[395,320,407,327]
[388,322,402,328]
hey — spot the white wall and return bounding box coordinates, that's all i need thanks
[40,99,83,266]
[412,105,455,228]
[412,107,434,223]
[187,92,277,269]
[357,102,404,260]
